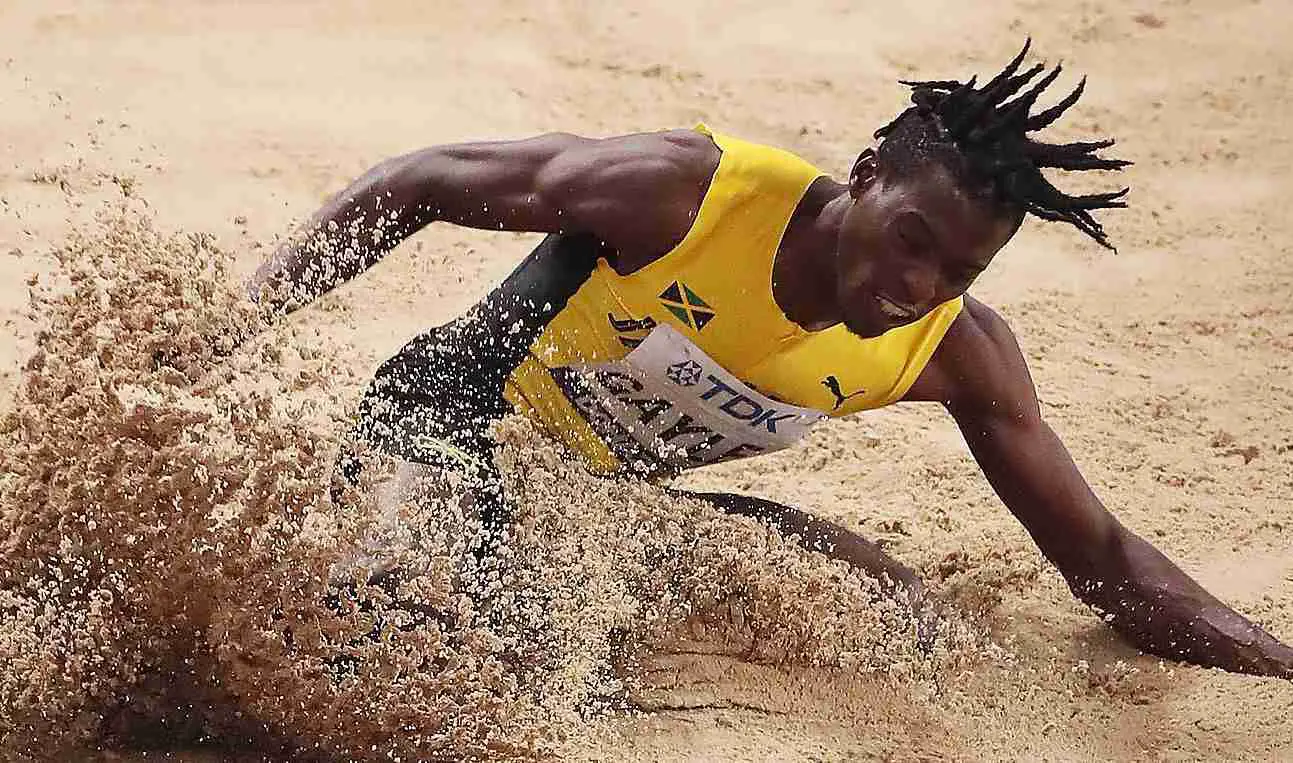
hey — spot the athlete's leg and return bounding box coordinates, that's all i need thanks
[332,428,511,576]
[330,459,496,582]
[676,489,926,603]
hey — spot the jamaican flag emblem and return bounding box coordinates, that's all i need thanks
[659,281,716,331]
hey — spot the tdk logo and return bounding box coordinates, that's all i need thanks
[698,375,795,433]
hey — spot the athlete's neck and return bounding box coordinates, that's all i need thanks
[772,181,851,331]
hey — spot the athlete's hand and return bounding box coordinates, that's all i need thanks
[1272,648,1293,680]
[1223,639,1293,680]
[1244,635,1293,680]
[1188,613,1293,678]
[1088,572,1293,680]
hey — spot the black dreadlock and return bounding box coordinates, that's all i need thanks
[874,39,1131,250]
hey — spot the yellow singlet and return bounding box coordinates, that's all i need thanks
[503,125,963,475]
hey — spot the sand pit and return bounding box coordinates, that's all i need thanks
[2,1,1292,760]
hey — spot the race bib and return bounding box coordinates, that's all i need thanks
[551,324,828,473]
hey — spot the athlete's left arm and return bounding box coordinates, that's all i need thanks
[919,297,1293,678]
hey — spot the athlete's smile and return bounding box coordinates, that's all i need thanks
[875,293,917,323]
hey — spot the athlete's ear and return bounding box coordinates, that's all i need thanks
[848,148,877,199]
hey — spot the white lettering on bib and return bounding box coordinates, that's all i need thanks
[550,324,828,473]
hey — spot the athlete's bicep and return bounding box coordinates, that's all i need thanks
[393,130,712,261]
[403,132,591,233]
[535,130,719,263]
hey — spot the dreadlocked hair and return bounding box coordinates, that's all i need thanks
[874,39,1131,250]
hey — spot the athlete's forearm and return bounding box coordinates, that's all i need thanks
[1072,528,1293,677]
[248,151,440,314]
[248,134,595,314]
[954,406,1292,677]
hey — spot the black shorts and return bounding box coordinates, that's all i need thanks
[338,233,606,533]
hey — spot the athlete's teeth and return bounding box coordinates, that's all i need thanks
[878,299,905,318]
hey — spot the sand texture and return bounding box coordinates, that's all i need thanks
[2,1,1292,760]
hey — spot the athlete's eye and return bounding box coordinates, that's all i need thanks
[894,213,933,254]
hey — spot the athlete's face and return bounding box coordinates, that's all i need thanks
[834,151,1020,338]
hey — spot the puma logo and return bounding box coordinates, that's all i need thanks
[821,375,865,411]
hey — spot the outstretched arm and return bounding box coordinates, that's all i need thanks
[675,489,925,599]
[924,298,1293,677]
[248,130,715,314]
[675,488,940,649]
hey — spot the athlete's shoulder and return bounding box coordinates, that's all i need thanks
[950,296,1020,358]
[905,296,1034,411]
[537,129,721,265]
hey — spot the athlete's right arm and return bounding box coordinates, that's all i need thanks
[927,299,1293,678]
[248,130,713,313]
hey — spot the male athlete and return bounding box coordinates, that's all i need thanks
[250,43,1293,677]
